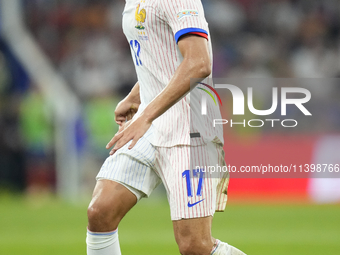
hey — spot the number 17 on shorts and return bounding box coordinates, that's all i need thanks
[182,169,205,207]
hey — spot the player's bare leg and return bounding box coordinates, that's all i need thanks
[87,179,138,255]
[173,216,246,255]
[173,216,214,255]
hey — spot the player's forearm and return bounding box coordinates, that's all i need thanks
[125,82,141,105]
[140,57,211,123]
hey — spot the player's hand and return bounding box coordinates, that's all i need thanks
[106,115,151,155]
[115,98,140,126]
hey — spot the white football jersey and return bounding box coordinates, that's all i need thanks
[122,0,223,147]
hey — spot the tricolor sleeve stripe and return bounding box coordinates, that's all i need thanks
[175,28,208,43]
[188,32,208,40]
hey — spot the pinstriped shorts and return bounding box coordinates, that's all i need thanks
[97,131,229,221]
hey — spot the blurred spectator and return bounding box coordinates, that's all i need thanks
[83,94,120,158]
[0,49,25,192]
[24,0,136,99]
[19,86,55,194]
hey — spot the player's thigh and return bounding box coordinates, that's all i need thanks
[87,179,137,232]
[173,216,214,254]
[97,131,160,198]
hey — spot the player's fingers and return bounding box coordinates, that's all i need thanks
[128,134,142,150]
[116,120,131,135]
[106,132,124,149]
[115,115,126,124]
[109,136,130,155]
[118,124,125,132]
[126,111,132,121]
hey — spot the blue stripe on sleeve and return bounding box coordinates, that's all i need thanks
[174,28,208,43]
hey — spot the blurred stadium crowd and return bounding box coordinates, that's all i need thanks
[0,0,340,192]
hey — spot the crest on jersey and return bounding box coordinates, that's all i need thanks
[135,3,146,30]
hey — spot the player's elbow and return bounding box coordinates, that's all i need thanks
[195,60,211,78]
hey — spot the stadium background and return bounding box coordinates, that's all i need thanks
[0,0,339,254]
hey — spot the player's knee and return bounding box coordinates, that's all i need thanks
[177,238,211,255]
[87,202,108,226]
[87,201,120,231]
[177,241,191,255]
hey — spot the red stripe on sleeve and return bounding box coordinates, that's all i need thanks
[188,32,208,40]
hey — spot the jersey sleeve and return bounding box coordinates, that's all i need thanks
[160,0,209,43]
